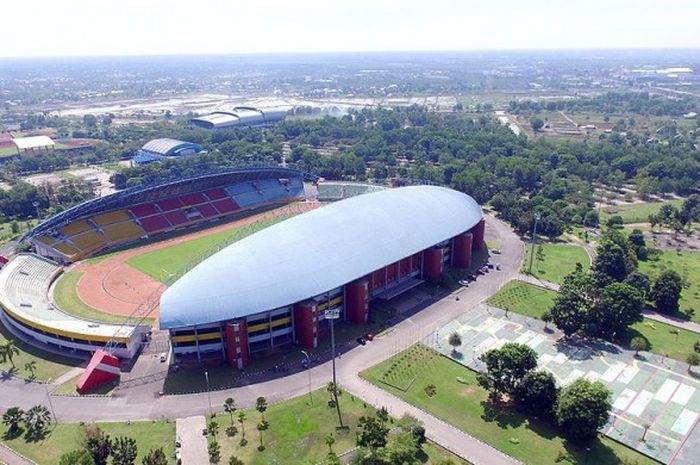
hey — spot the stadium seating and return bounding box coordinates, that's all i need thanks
[53,242,81,259]
[138,215,170,233]
[212,198,238,214]
[70,231,107,254]
[93,210,130,226]
[179,193,205,206]
[197,203,219,218]
[130,203,158,218]
[164,210,188,226]
[103,222,146,243]
[61,220,92,236]
[203,188,227,200]
[156,198,182,212]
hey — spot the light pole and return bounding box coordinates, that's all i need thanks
[45,379,57,424]
[301,350,313,405]
[528,213,541,274]
[325,307,344,428]
[204,371,212,418]
[32,201,40,223]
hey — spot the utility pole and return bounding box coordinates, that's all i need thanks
[204,371,213,418]
[326,307,344,428]
[301,350,313,405]
[528,213,541,274]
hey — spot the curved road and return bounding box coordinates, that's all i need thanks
[0,214,524,465]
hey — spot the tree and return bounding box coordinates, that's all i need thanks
[23,404,51,439]
[256,421,268,451]
[209,438,221,463]
[584,211,599,228]
[542,310,552,330]
[549,266,595,337]
[207,418,219,437]
[83,114,98,128]
[356,415,389,459]
[624,270,651,299]
[2,407,24,437]
[606,215,624,229]
[383,430,419,465]
[112,436,138,465]
[23,360,36,379]
[59,450,95,465]
[588,283,644,340]
[630,337,649,356]
[255,396,268,423]
[516,370,558,417]
[591,240,629,285]
[0,340,20,368]
[228,456,244,465]
[326,382,344,428]
[555,379,612,440]
[448,332,462,354]
[628,229,648,260]
[687,353,700,373]
[141,448,168,465]
[224,397,237,427]
[237,411,247,446]
[651,270,683,314]
[324,432,335,454]
[83,425,112,465]
[530,117,544,132]
[476,343,538,401]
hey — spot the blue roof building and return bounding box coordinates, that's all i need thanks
[160,185,486,367]
[133,138,204,164]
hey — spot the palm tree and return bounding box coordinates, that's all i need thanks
[448,332,462,354]
[24,404,51,439]
[256,421,268,451]
[630,337,649,357]
[326,382,344,428]
[323,432,335,454]
[24,360,37,379]
[237,411,247,446]
[0,340,20,368]
[2,407,25,436]
[255,396,267,423]
[687,353,700,373]
[224,397,236,427]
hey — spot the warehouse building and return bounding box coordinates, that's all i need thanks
[189,107,287,130]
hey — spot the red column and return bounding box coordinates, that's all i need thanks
[224,320,249,369]
[422,248,443,284]
[452,232,473,269]
[471,218,485,252]
[345,279,369,325]
[293,300,319,349]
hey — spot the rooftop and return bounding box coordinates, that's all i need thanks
[13,135,55,150]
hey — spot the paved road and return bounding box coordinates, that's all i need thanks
[0,214,525,465]
[175,416,208,465]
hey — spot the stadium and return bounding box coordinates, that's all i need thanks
[0,167,483,391]
[132,138,205,164]
[189,106,287,129]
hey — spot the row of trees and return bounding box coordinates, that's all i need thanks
[476,343,612,440]
[56,425,168,465]
[2,404,52,441]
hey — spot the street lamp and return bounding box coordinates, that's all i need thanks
[528,213,541,274]
[32,201,40,222]
[204,371,212,418]
[324,307,344,428]
[45,378,57,424]
[301,350,313,405]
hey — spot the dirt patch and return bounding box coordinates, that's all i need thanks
[73,202,318,326]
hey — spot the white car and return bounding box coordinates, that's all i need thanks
[159,352,167,363]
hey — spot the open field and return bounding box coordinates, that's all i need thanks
[0,319,80,382]
[0,420,176,465]
[638,251,700,322]
[212,387,467,465]
[361,346,658,465]
[601,199,684,224]
[488,280,699,361]
[523,243,590,284]
[53,271,136,325]
[128,213,296,283]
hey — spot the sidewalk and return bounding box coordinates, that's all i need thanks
[0,444,35,465]
[175,416,208,465]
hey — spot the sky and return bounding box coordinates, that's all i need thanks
[0,0,699,58]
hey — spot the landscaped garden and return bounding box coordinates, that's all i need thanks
[638,250,700,322]
[522,243,590,284]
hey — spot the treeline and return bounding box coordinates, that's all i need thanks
[509,91,699,118]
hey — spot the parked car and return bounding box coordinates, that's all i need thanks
[492,249,502,254]
[458,280,470,286]
[356,337,366,346]
[159,352,167,363]
[364,332,374,341]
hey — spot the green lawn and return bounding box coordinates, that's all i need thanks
[361,348,658,465]
[0,420,176,465]
[211,388,466,465]
[128,213,296,283]
[487,280,558,319]
[0,146,18,157]
[523,243,590,285]
[51,374,116,397]
[488,280,700,362]
[638,250,700,323]
[53,271,138,325]
[0,319,80,382]
[601,199,684,224]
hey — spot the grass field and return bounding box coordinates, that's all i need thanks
[523,243,590,284]
[361,347,658,465]
[53,271,140,325]
[638,250,700,322]
[128,213,296,283]
[0,319,80,382]
[51,374,116,396]
[212,388,467,465]
[488,280,699,362]
[601,199,684,224]
[0,420,176,464]
[0,146,18,157]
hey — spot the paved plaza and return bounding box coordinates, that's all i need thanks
[426,305,700,465]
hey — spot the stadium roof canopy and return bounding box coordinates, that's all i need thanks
[140,138,202,156]
[160,185,483,329]
[13,135,55,150]
[190,106,287,129]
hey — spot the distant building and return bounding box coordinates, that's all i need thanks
[12,135,55,156]
[133,138,205,164]
[189,106,287,130]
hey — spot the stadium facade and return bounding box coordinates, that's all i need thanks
[189,107,287,130]
[132,138,205,164]
[160,185,485,368]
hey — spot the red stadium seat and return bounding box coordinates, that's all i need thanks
[212,198,239,214]
[130,203,158,218]
[179,193,205,206]
[197,203,219,218]
[156,197,182,212]
[203,188,227,200]
[164,210,188,226]
[139,215,170,233]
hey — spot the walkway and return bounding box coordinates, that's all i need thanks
[0,214,525,465]
[0,444,35,465]
[175,416,208,465]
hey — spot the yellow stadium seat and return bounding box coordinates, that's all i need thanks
[70,231,107,252]
[92,210,130,226]
[37,235,55,245]
[61,220,92,236]
[53,242,80,258]
[103,221,146,243]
